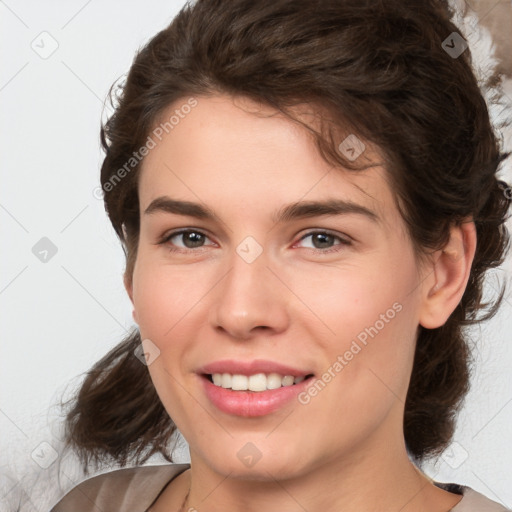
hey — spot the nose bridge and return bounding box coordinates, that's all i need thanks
[209,240,288,338]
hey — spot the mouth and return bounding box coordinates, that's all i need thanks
[200,371,316,417]
[202,372,316,392]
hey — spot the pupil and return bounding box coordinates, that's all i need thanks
[185,232,204,248]
[314,233,332,248]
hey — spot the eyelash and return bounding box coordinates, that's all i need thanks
[157,229,352,254]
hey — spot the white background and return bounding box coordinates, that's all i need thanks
[1,1,511,511]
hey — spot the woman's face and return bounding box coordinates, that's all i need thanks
[127,94,431,479]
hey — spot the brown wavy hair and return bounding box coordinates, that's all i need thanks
[59,0,511,473]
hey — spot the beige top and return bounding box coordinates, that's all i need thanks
[49,463,510,512]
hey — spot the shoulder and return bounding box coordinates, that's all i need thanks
[435,482,510,512]
[49,463,191,512]
[454,486,511,512]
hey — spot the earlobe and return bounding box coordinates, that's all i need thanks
[124,273,134,303]
[124,273,138,323]
[419,220,477,329]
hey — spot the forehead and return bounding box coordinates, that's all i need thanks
[138,94,399,229]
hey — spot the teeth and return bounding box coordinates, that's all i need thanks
[210,372,307,391]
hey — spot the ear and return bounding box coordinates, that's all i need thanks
[418,219,477,329]
[124,273,138,324]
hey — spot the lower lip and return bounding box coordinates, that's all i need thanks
[200,374,314,417]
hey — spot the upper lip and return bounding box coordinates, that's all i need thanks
[197,359,314,378]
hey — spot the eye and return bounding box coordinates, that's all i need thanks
[295,230,352,253]
[158,229,215,252]
[157,228,352,254]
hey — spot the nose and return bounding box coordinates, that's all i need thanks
[208,247,290,340]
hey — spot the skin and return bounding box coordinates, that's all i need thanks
[124,94,476,512]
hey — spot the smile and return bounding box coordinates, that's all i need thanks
[199,373,316,417]
[208,372,310,392]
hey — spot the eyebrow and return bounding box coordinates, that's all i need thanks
[144,196,379,224]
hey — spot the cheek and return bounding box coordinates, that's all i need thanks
[290,252,420,398]
[131,259,206,427]
[287,250,418,343]
[131,257,208,341]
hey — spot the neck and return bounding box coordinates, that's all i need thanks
[178,437,458,512]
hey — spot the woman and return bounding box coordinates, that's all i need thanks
[50,0,511,510]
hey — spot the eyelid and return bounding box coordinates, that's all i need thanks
[296,229,352,244]
[293,230,353,253]
[157,228,216,248]
[157,227,353,254]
